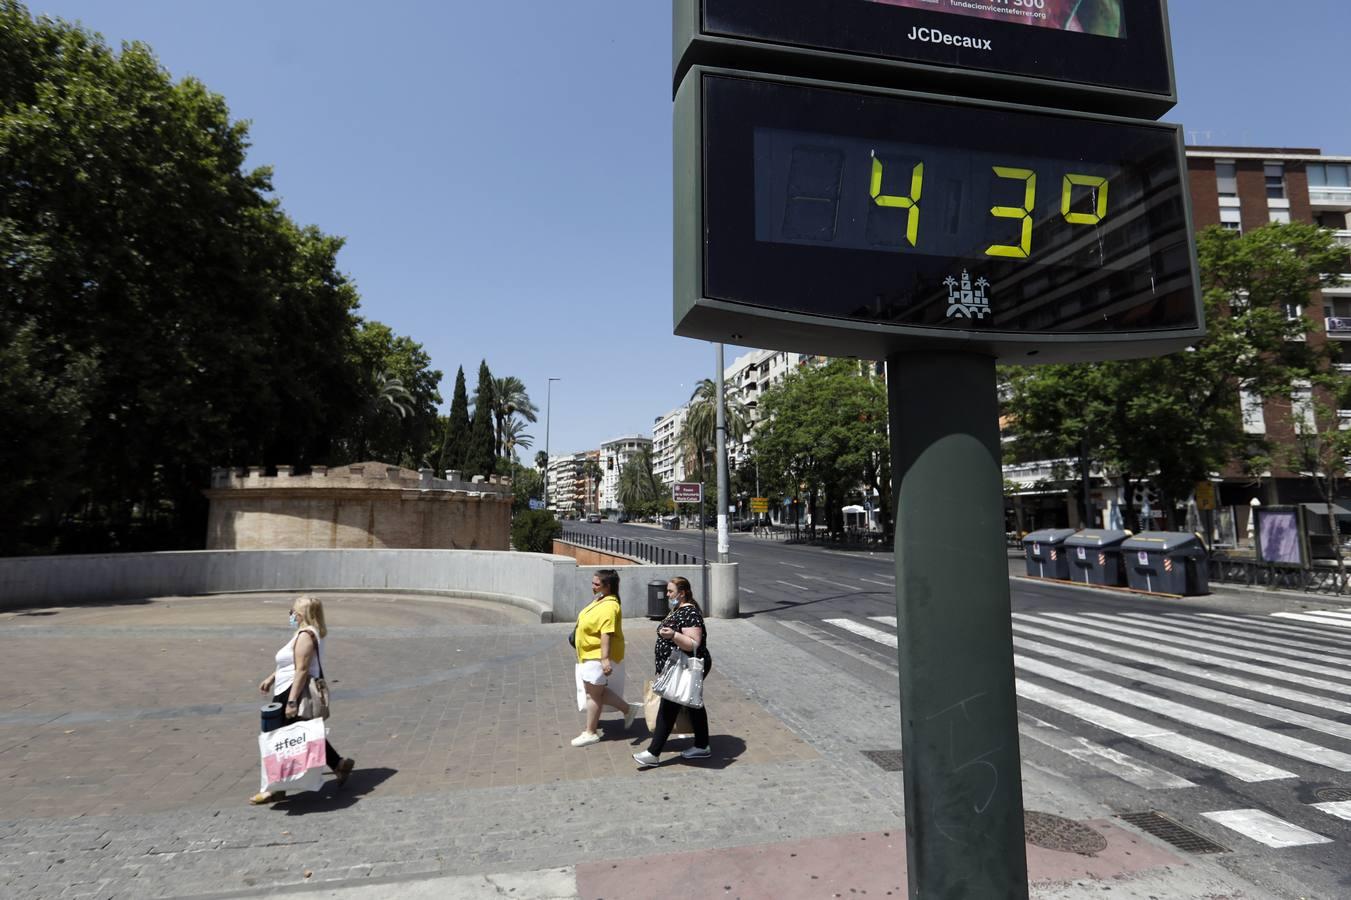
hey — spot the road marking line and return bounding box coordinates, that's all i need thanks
[1017,713,1195,790]
[1014,653,1351,771]
[1272,612,1351,629]
[859,578,894,587]
[824,618,897,648]
[741,587,756,595]
[1104,612,1351,672]
[1013,633,1351,747]
[1015,680,1294,782]
[1149,614,1351,662]
[774,580,809,591]
[1200,809,1332,848]
[1192,612,1351,648]
[1024,613,1351,690]
[783,562,806,569]
[868,616,898,628]
[1311,800,1351,821]
[1011,621,1351,717]
[777,620,896,674]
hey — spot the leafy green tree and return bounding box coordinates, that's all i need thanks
[511,509,561,553]
[509,461,545,515]
[1004,223,1345,527]
[0,3,372,551]
[465,360,497,477]
[753,360,889,535]
[335,321,442,468]
[439,366,471,475]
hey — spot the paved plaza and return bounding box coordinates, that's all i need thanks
[0,590,1277,898]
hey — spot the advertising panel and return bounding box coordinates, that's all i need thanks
[867,0,1124,39]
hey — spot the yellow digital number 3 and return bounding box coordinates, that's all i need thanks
[986,166,1035,259]
[1062,174,1109,225]
[871,155,923,247]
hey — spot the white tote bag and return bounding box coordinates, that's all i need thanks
[258,719,327,794]
[652,647,705,709]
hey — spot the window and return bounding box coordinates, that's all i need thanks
[1308,163,1351,188]
[1219,208,1242,232]
[1240,388,1266,434]
[1264,163,1286,200]
[1292,381,1316,434]
[1215,161,1238,198]
[1269,209,1291,225]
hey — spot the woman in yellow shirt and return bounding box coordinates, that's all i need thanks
[571,569,638,746]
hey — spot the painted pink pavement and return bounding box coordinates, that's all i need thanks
[578,821,1190,900]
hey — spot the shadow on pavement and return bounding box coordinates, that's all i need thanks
[273,766,397,816]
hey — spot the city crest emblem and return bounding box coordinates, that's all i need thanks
[944,270,991,320]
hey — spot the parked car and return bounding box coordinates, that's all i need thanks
[586,513,602,523]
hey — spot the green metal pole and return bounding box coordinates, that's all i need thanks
[887,350,1028,900]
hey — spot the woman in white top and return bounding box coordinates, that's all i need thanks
[250,595,355,804]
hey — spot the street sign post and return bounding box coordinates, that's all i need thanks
[672,3,1193,896]
[673,482,709,602]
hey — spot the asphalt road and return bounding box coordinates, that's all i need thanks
[568,520,1351,900]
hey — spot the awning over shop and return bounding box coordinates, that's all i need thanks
[1302,502,1351,518]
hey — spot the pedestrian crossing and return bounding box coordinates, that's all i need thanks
[788,607,1351,851]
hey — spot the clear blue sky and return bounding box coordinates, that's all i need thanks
[29,1,1351,456]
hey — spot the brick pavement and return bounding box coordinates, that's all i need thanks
[0,590,1275,899]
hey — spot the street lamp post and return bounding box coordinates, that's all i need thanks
[543,377,560,511]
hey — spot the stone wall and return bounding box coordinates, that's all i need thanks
[204,462,511,551]
[550,541,635,566]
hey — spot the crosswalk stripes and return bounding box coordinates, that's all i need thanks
[1272,611,1351,629]
[784,608,1351,837]
[1200,809,1333,848]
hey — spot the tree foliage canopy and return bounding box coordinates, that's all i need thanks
[752,359,890,534]
[0,3,444,552]
[1003,223,1346,524]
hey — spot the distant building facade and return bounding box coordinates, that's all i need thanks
[204,462,512,550]
[599,435,653,513]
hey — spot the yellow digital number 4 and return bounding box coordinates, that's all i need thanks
[986,166,1035,259]
[871,154,923,246]
[1062,174,1109,225]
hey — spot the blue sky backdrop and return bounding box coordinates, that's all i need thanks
[28,1,1351,455]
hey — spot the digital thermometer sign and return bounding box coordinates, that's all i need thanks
[674,69,1202,362]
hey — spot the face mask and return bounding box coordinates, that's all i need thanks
[289,613,299,628]
[668,596,679,611]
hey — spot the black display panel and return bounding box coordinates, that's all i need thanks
[674,71,1201,360]
[677,0,1175,116]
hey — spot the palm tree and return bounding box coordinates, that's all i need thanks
[534,450,549,472]
[501,418,534,463]
[679,378,751,483]
[492,376,538,459]
[372,369,414,419]
[617,447,660,511]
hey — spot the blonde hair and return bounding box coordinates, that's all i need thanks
[293,595,328,638]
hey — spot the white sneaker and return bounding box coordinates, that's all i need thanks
[680,746,712,759]
[632,750,660,769]
[623,703,639,730]
[570,731,600,747]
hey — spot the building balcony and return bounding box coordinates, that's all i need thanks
[1326,317,1351,338]
[1340,410,1351,430]
[1311,185,1351,211]
[1333,230,1351,251]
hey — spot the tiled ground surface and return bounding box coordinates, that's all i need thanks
[0,592,812,820]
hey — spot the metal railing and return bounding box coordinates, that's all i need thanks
[559,530,697,566]
[1208,553,1351,595]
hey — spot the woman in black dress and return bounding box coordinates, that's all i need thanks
[633,576,711,768]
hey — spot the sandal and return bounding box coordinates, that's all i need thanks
[333,758,355,787]
[249,790,286,805]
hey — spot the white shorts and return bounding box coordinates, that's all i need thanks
[575,660,625,711]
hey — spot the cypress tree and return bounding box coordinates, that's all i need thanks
[439,366,471,474]
[465,360,497,476]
